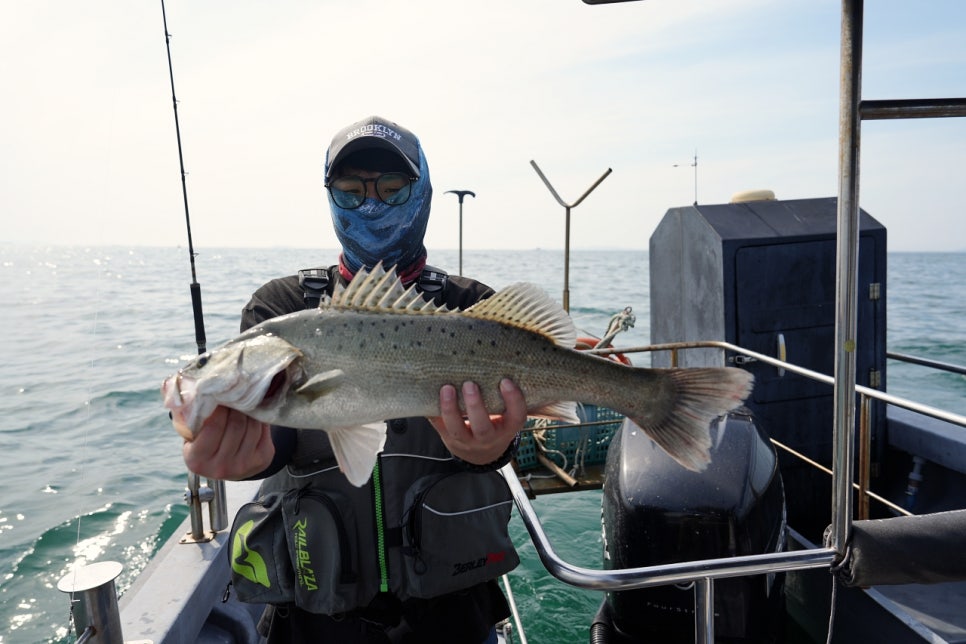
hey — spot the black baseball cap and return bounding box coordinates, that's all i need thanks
[325,115,421,181]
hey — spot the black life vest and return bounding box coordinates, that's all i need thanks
[229,265,519,615]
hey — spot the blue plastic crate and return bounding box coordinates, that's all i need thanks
[515,404,624,472]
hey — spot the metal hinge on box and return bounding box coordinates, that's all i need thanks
[869,368,882,389]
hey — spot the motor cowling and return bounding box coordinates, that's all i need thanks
[593,409,786,643]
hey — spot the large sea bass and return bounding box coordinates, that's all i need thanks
[163,264,753,486]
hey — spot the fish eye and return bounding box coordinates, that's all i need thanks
[196,354,209,368]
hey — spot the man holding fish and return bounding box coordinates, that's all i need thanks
[164,115,753,642]
[171,116,530,643]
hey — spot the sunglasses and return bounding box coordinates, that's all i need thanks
[326,172,415,209]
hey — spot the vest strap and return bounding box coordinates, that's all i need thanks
[298,265,448,308]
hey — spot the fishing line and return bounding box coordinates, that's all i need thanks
[63,261,106,641]
[161,0,207,355]
[64,7,206,635]
[65,62,123,639]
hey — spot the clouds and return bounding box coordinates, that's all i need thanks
[2,0,964,251]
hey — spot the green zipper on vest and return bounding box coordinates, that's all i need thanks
[372,459,389,593]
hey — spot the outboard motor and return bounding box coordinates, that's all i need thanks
[592,409,786,643]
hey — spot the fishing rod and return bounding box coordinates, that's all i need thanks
[159,0,226,543]
[161,0,206,355]
[55,9,218,639]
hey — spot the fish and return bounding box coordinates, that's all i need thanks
[162,263,754,486]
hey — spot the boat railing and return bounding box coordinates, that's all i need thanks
[587,339,966,518]
[887,351,966,377]
[501,458,836,639]
[503,339,966,643]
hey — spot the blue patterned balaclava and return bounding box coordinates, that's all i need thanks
[324,116,431,276]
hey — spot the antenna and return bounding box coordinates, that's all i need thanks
[673,150,698,205]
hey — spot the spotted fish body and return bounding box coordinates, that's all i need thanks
[163,264,754,486]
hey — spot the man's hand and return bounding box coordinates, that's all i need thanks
[178,406,275,480]
[429,378,526,465]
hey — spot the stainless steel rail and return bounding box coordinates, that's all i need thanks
[505,338,966,642]
[832,0,864,559]
[623,339,966,521]
[888,351,966,377]
[500,335,966,591]
[501,464,835,592]
[613,340,966,429]
[832,0,966,553]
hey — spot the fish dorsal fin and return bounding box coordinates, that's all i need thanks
[463,282,577,348]
[327,263,452,314]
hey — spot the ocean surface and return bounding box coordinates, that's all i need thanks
[1,245,964,643]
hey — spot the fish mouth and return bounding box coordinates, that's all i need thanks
[258,370,290,410]
[250,355,304,413]
[162,373,184,408]
[162,373,204,437]
[225,340,303,415]
[160,335,303,430]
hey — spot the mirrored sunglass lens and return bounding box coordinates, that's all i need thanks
[377,173,411,205]
[331,177,366,195]
[332,189,365,209]
[338,192,364,208]
[330,177,365,208]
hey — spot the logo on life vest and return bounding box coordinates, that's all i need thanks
[232,520,271,588]
[452,551,507,576]
[293,518,319,591]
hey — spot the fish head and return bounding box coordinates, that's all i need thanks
[162,333,303,435]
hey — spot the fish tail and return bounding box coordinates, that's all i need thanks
[625,367,754,471]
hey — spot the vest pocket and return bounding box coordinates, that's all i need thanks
[228,492,296,605]
[401,471,519,598]
[281,486,360,614]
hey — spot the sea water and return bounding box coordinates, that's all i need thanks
[1,245,963,643]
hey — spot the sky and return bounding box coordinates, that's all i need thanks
[3,0,965,252]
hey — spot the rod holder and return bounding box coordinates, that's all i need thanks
[530,160,611,312]
[57,561,124,644]
[183,471,229,543]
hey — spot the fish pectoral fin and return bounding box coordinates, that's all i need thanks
[528,401,580,424]
[327,423,387,487]
[295,369,345,400]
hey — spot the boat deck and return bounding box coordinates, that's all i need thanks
[877,582,966,644]
[513,462,606,497]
